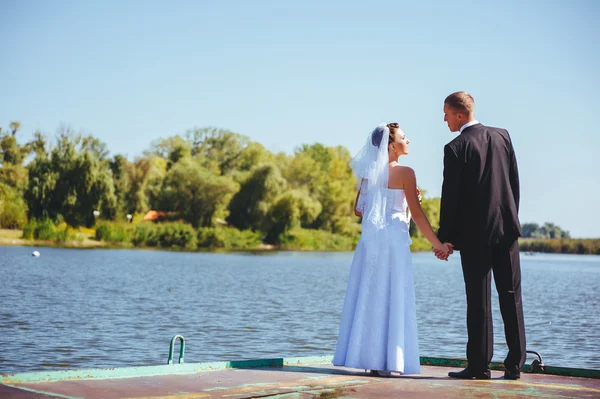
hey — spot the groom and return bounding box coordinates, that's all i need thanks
[437,92,526,380]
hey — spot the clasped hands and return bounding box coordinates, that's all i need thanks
[433,242,454,261]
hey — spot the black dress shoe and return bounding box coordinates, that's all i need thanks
[448,367,491,380]
[504,369,521,380]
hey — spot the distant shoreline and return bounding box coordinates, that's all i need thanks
[1,232,599,255]
[518,238,600,256]
[0,233,313,252]
[0,236,108,249]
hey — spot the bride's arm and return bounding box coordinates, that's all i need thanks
[354,187,362,217]
[354,179,366,217]
[403,168,448,256]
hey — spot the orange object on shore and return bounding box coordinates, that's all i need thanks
[142,210,166,222]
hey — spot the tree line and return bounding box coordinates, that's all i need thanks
[0,121,576,249]
[521,222,570,239]
[0,122,368,244]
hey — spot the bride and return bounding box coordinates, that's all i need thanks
[333,123,450,376]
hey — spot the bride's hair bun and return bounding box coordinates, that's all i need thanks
[371,123,400,147]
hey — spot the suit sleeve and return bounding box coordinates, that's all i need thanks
[438,144,461,243]
[509,144,520,213]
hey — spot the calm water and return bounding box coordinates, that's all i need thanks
[0,246,599,373]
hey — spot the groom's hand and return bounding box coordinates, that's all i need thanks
[433,243,454,261]
[433,244,449,261]
[434,250,448,261]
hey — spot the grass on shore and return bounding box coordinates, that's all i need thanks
[3,227,599,255]
[1,225,358,252]
[0,228,22,239]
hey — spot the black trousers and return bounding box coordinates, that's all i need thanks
[459,238,526,372]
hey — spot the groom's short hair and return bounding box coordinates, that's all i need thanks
[445,92,475,116]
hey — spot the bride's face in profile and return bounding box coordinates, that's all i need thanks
[389,130,409,157]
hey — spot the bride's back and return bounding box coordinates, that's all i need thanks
[388,163,413,190]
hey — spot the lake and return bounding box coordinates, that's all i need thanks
[1,246,599,373]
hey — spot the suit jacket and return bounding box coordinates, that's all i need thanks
[438,123,521,250]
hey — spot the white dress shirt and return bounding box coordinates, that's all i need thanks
[460,120,480,133]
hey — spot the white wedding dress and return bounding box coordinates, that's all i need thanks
[333,186,420,374]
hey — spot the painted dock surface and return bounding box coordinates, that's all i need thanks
[2,356,600,398]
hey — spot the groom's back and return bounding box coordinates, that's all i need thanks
[447,124,521,248]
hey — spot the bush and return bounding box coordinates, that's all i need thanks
[197,227,262,249]
[132,224,158,247]
[35,219,58,240]
[519,238,600,255]
[132,222,197,249]
[158,223,197,248]
[95,222,133,243]
[262,190,323,244]
[0,200,28,229]
[22,219,37,239]
[0,184,28,229]
[53,224,71,243]
[279,228,358,251]
[21,219,74,242]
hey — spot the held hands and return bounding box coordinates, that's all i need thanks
[433,242,454,261]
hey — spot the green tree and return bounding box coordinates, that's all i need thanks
[521,223,540,238]
[25,156,57,221]
[538,222,570,239]
[128,156,167,213]
[0,163,28,193]
[283,151,324,191]
[296,143,332,171]
[285,144,356,234]
[0,182,28,229]
[0,122,29,165]
[25,129,117,227]
[0,121,30,193]
[110,154,135,219]
[263,190,322,243]
[29,130,49,158]
[227,163,287,231]
[187,128,245,174]
[160,158,239,227]
[147,136,193,171]
[521,222,570,239]
[187,127,276,176]
[409,193,441,238]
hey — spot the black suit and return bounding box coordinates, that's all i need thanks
[438,123,526,373]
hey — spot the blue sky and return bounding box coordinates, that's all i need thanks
[1,0,599,237]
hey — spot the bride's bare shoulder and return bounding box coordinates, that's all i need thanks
[390,164,415,178]
[389,164,416,187]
